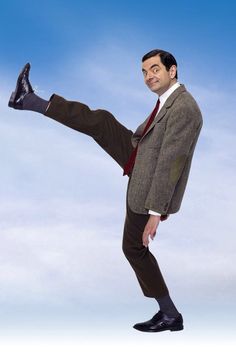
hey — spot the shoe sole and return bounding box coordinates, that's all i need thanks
[8,91,17,107]
[8,63,31,108]
[133,325,184,332]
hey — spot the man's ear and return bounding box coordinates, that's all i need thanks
[169,65,177,79]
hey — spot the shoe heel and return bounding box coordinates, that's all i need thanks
[170,325,184,331]
[8,91,16,107]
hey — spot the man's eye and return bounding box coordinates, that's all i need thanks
[153,68,159,73]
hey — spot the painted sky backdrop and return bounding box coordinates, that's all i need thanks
[0,0,236,352]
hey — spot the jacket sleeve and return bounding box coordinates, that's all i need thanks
[144,105,202,214]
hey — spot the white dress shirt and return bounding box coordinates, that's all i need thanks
[148,82,181,216]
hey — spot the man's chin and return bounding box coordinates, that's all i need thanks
[147,83,160,92]
[149,86,160,94]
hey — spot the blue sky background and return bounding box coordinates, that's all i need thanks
[0,0,236,352]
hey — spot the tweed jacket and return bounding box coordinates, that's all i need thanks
[127,84,203,215]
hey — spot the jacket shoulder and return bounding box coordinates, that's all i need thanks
[170,89,203,125]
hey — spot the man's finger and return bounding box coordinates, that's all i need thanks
[142,233,149,247]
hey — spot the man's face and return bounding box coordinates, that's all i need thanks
[142,55,177,96]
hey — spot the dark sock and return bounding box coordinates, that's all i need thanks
[155,294,180,318]
[22,92,49,114]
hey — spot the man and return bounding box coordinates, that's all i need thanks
[8,49,203,332]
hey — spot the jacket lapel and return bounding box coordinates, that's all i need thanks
[140,85,186,141]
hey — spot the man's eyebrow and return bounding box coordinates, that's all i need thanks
[142,64,160,72]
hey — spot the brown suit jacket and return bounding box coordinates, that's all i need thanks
[127,84,203,215]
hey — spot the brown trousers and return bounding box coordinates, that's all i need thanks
[45,94,169,298]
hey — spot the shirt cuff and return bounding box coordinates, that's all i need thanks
[148,209,161,216]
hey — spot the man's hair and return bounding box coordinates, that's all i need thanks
[142,49,178,79]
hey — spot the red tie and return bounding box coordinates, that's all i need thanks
[123,99,160,176]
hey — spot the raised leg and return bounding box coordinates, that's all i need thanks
[45,94,134,169]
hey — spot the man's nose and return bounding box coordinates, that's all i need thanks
[146,71,154,81]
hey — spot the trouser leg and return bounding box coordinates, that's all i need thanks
[44,94,134,169]
[122,201,169,298]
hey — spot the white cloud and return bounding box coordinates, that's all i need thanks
[0,220,126,305]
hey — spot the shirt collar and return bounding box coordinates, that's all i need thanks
[159,82,181,107]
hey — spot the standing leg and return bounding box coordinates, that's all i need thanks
[122,200,169,298]
[122,202,183,332]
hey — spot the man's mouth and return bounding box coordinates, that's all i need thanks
[148,81,159,86]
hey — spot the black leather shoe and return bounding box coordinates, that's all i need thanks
[133,311,184,332]
[8,63,34,110]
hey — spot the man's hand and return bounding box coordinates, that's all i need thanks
[142,215,161,248]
